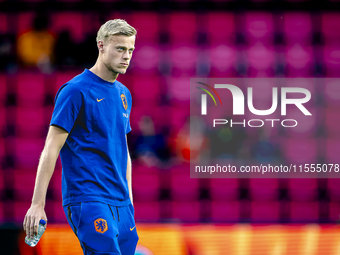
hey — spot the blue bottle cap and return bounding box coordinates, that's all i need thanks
[39,219,47,225]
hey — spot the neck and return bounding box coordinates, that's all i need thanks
[89,59,119,83]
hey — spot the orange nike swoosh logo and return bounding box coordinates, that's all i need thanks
[130,226,136,231]
[97,98,104,102]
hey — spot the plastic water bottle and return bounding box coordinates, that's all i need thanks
[25,219,47,247]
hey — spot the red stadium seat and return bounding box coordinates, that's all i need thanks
[130,12,160,43]
[250,201,280,222]
[16,72,46,107]
[105,12,130,24]
[0,201,4,223]
[247,43,275,76]
[244,12,274,44]
[289,201,319,222]
[327,179,340,202]
[288,178,318,202]
[132,167,161,202]
[171,201,201,222]
[206,12,235,44]
[170,165,200,201]
[11,201,32,222]
[15,107,46,138]
[322,13,340,45]
[210,201,241,222]
[208,44,237,77]
[45,200,67,223]
[0,107,6,137]
[51,12,85,43]
[51,71,81,96]
[13,170,36,201]
[0,170,5,200]
[170,44,198,75]
[17,12,35,35]
[0,14,8,34]
[328,202,340,222]
[130,44,160,75]
[166,76,191,105]
[283,12,312,45]
[12,138,45,169]
[134,201,161,222]
[0,74,7,106]
[130,76,161,107]
[0,139,5,168]
[168,12,197,43]
[285,44,314,77]
[169,106,190,133]
[249,178,279,201]
[323,46,340,77]
[208,178,239,201]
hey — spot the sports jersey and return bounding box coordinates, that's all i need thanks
[50,69,132,207]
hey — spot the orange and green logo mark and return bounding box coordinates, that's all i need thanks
[196,82,222,106]
[94,218,108,234]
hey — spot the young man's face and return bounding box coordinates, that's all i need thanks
[101,34,136,75]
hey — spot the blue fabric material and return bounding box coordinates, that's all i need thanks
[50,69,132,207]
[64,202,138,255]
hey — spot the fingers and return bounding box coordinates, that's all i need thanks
[29,217,35,239]
[34,220,38,237]
[23,215,27,233]
[26,216,31,238]
[23,206,47,238]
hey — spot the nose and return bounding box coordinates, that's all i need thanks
[123,50,130,60]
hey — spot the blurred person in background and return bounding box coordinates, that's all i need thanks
[170,117,207,163]
[54,30,77,68]
[134,115,170,167]
[0,32,16,72]
[23,19,139,255]
[17,13,55,73]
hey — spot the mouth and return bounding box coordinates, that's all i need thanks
[120,63,129,67]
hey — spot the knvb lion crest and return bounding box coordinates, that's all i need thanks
[94,218,108,234]
[121,94,128,110]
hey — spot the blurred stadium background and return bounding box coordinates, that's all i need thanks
[0,0,340,254]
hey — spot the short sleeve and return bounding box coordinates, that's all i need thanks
[50,84,83,133]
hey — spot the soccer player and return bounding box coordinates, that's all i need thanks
[23,19,139,254]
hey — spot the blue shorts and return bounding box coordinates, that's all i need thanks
[63,202,139,255]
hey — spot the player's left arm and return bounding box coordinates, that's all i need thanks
[126,135,133,205]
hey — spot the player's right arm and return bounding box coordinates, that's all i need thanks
[23,125,68,239]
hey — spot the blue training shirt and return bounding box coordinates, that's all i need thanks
[50,69,132,207]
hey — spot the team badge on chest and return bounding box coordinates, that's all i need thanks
[121,94,128,110]
[94,218,108,233]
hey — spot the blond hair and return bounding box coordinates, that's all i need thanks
[96,19,137,43]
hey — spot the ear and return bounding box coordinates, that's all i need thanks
[98,40,105,53]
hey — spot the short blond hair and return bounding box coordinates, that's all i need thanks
[96,19,137,43]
